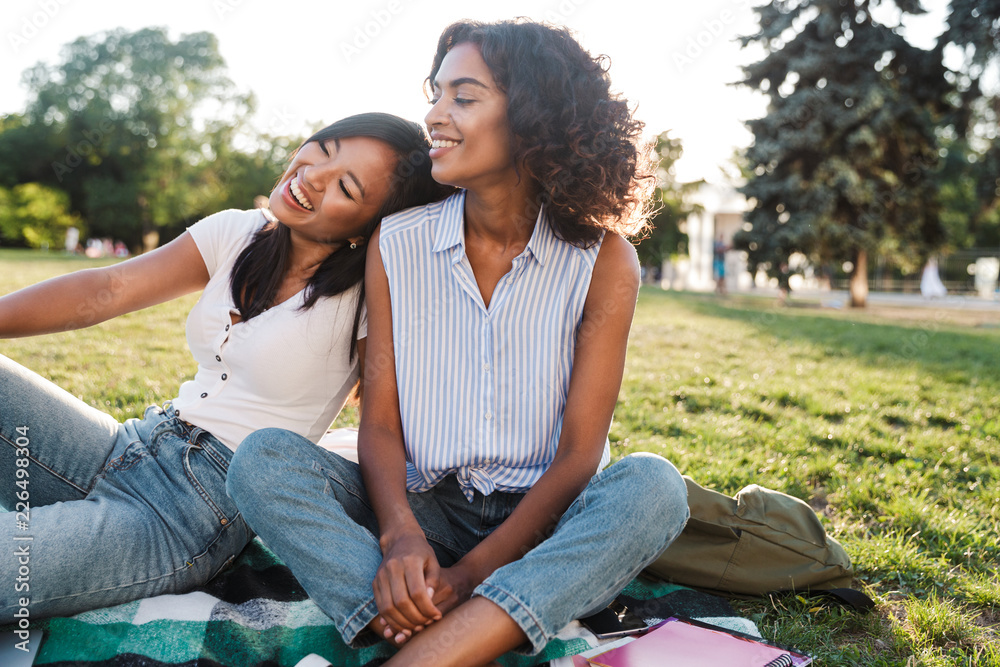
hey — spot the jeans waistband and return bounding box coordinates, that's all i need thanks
[157,403,234,465]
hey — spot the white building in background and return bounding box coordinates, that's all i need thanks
[663,182,752,292]
[666,182,825,293]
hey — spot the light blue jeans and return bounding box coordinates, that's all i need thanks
[0,354,252,621]
[227,428,688,654]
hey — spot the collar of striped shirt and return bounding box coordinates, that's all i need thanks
[430,189,555,267]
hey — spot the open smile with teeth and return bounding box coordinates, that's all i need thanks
[289,176,313,211]
[432,139,460,149]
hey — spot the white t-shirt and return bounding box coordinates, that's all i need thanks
[171,209,365,451]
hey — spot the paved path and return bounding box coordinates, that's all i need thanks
[732,288,1000,312]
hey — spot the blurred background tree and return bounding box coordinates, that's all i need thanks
[939,0,1000,250]
[734,0,955,307]
[0,183,81,249]
[637,131,703,273]
[0,27,293,251]
[1,10,996,285]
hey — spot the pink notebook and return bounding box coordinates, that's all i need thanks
[587,617,812,667]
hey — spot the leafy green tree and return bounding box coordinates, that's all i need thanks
[938,1,1000,250]
[15,27,254,247]
[0,183,81,249]
[0,113,60,189]
[943,0,999,75]
[936,138,1000,250]
[187,129,295,218]
[735,0,952,306]
[636,131,703,271]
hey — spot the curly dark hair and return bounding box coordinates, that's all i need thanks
[427,19,654,246]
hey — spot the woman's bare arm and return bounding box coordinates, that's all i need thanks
[0,232,209,339]
[358,228,445,635]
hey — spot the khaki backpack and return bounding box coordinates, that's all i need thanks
[643,476,872,609]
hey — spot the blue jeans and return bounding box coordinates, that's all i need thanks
[0,354,252,621]
[227,428,688,654]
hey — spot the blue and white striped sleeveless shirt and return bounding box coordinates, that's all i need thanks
[379,190,612,501]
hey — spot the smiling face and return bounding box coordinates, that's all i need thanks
[268,135,396,247]
[424,42,516,191]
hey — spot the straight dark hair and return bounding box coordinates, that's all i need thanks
[229,112,453,360]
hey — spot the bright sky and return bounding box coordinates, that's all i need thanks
[1,0,952,184]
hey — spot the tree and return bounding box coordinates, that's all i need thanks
[735,0,952,307]
[185,127,296,221]
[15,27,254,247]
[937,1,1000,250]
[0,113,60,189]
[943,0,999,76]
[0,183,81,249]
[936,137,1000,250]
[636,131,703,271]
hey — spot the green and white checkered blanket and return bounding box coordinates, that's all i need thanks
[8,538,758,666]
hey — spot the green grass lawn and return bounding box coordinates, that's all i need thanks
[617,290,1000,667]
[2,249,998,666]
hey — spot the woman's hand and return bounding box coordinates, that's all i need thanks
[374,548,483,646]
[430,562,477,612]
[373,527,446,641]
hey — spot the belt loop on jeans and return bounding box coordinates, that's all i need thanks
[160,403,233,468]
[161,402,202,443]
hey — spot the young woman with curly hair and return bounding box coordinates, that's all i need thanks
[229,20,689,666]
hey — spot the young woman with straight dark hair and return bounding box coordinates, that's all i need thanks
[0,112,451,622]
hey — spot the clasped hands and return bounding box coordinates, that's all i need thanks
[372,528,478,646]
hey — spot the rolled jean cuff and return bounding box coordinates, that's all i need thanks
[474,582,549,655]
[341,597,381,647]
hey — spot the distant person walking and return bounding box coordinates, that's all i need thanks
[920,256,947,299]
[777,261,791,306]
[713,234,729,294]
[64,226,79,254]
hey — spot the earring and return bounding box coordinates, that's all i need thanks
[350,242,358,250]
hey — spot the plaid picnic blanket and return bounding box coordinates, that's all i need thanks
[10,538,758,666]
